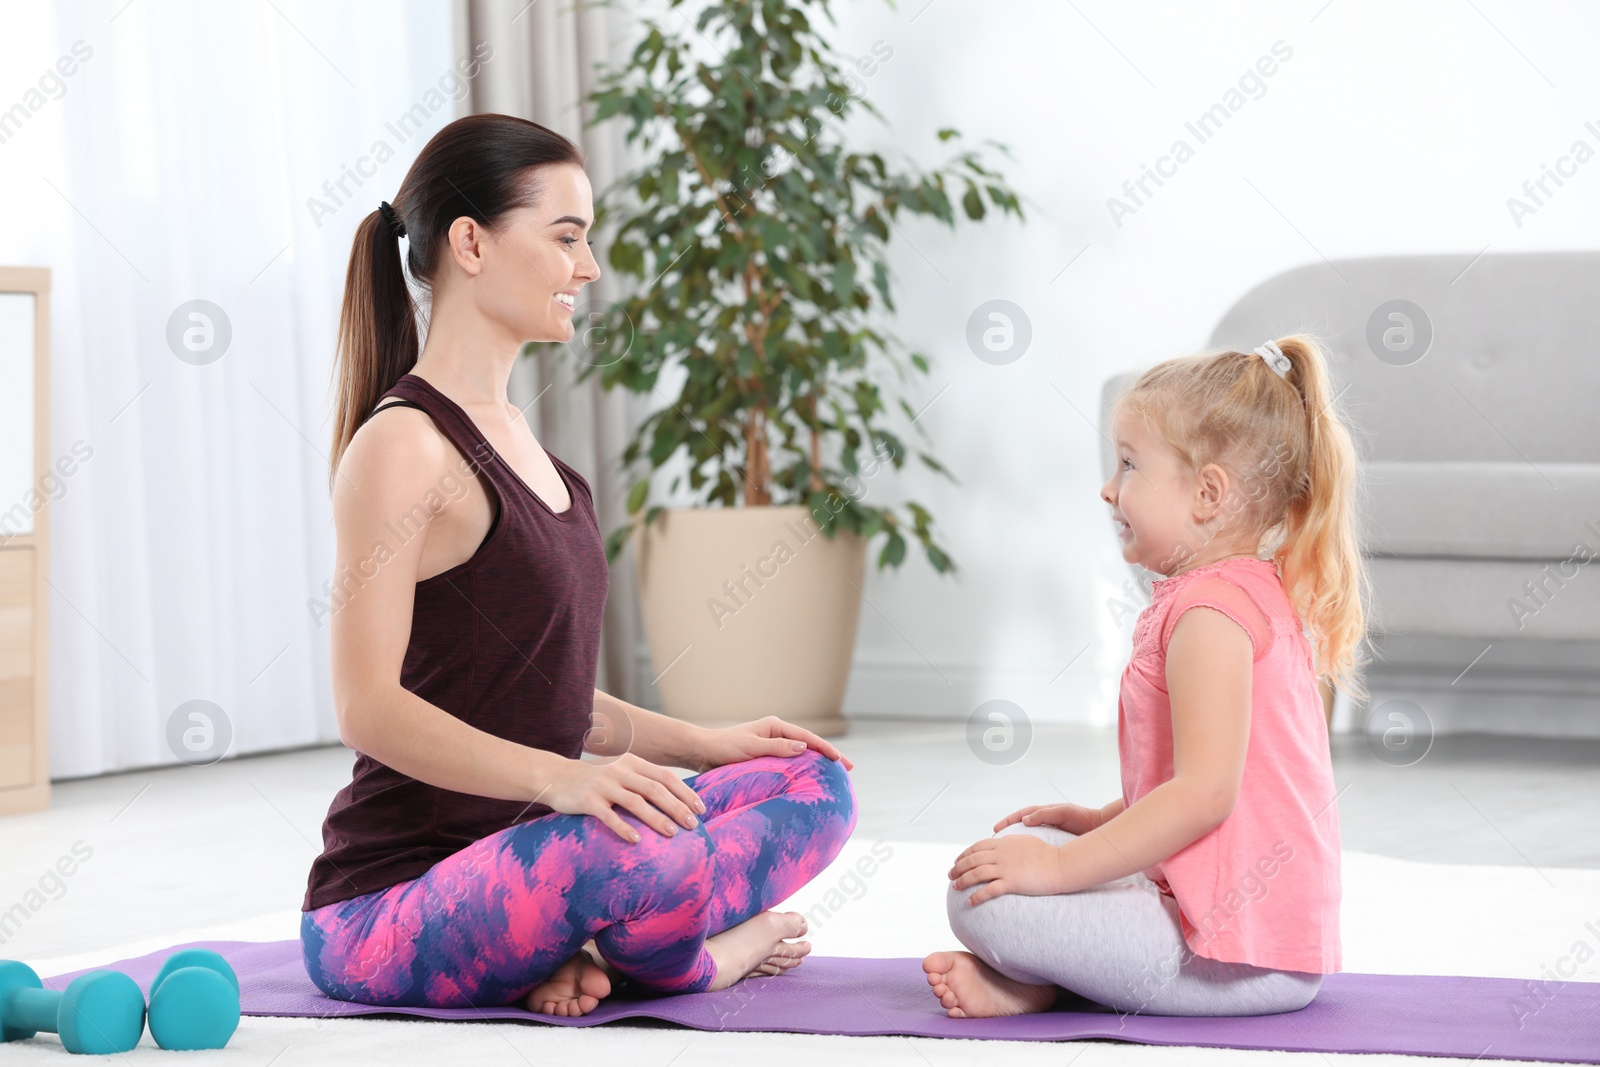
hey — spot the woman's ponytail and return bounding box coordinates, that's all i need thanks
[1273,334,1371,699]
[328,207,418,493]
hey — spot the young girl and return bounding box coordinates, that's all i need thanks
[924,334,1366,1018]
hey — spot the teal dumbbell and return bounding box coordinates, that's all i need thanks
[147,949,240,1050]
[0,961,145,1054]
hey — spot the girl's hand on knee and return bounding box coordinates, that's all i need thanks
[541,753,706,843]
[948,834,1068,904]
[994,802,1102,835]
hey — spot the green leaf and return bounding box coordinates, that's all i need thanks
[604,524,633,563]
[962,185,984,220]
[625,479,649,514]
[877,531,907,568]
[831,258,855,302]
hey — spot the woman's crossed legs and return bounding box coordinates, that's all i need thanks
[301,749,856,1009]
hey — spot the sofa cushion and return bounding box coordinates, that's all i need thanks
[1361,462,1600,560]
[1368,557,1600,640]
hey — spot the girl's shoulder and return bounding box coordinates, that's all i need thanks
[1150,556,1289,607]
[1150,557,1292,662]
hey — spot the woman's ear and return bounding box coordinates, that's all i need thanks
[444,216,487,277]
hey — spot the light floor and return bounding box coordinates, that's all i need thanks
[4,719,1598,1064]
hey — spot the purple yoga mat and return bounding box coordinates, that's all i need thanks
[43,939,1600,1061]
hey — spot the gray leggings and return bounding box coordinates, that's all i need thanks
[947,824,1323,1016]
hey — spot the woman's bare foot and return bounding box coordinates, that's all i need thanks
[922,950,1057,1018]
[704,910,811,991]
[524,942,614,1016]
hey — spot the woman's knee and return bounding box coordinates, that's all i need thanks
[509,812,716,902]
[790,747,854,804]
[618,815,715,879]
[766,747,857,838]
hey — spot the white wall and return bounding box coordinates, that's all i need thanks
[791,0,1600,725]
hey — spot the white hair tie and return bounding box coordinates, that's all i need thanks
[1254,340,1291,378]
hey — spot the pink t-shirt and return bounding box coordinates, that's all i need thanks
[1117,556,1342,974]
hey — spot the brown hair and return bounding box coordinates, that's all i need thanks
[326,113,584,492]
[1114,333,1370,697]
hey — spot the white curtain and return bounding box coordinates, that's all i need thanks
[0,1,466,778]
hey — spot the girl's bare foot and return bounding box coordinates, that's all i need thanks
[704,910,811,991]
[524,942,613,1016]
[922,950,1057,1018]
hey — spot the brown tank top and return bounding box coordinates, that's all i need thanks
[303,372,610,911]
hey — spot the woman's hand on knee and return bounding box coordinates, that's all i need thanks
[540,753,707,843]
[994,802,1102,836]
[695,715,854,772]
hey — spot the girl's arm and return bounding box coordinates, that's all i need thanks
[1052,607,1253,893]
[995,796,1125,833]
[586,689,855,773]
[1097,797,1127,824]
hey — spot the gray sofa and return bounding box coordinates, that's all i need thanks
[1101,252,1600,712]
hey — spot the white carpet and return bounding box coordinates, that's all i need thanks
[16,839,1600,1065]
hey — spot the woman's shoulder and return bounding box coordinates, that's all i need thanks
[338,403,460,512]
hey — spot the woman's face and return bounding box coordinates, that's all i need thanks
[466,162,603,345]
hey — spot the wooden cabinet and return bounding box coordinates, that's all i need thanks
[0,268,50,815]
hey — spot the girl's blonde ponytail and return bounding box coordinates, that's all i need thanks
[1272,334,1370,698]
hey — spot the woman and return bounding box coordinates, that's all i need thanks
[301,113,857,1016]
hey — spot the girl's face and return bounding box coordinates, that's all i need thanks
[469,162,603,345]
[1100,406,1211,577]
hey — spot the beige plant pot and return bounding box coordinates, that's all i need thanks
[633,505,866,737]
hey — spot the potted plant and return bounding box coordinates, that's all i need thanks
[575,0,1024,734]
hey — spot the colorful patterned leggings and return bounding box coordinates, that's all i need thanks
[300,749,856,1008]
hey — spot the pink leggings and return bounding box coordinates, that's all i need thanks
[301,749,856,1008]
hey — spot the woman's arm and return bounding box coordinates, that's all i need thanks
[587,688,708,771]
[331,412,559,800]
[331,412,701,841]
[1055,606,1252,892]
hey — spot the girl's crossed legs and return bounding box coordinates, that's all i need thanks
[929,823,1322,1017]
[301,748,856,1008]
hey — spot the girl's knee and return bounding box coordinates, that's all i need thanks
[1276,972,1323,1013]
[945,878,1016,946]
[997,822,1076,845]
